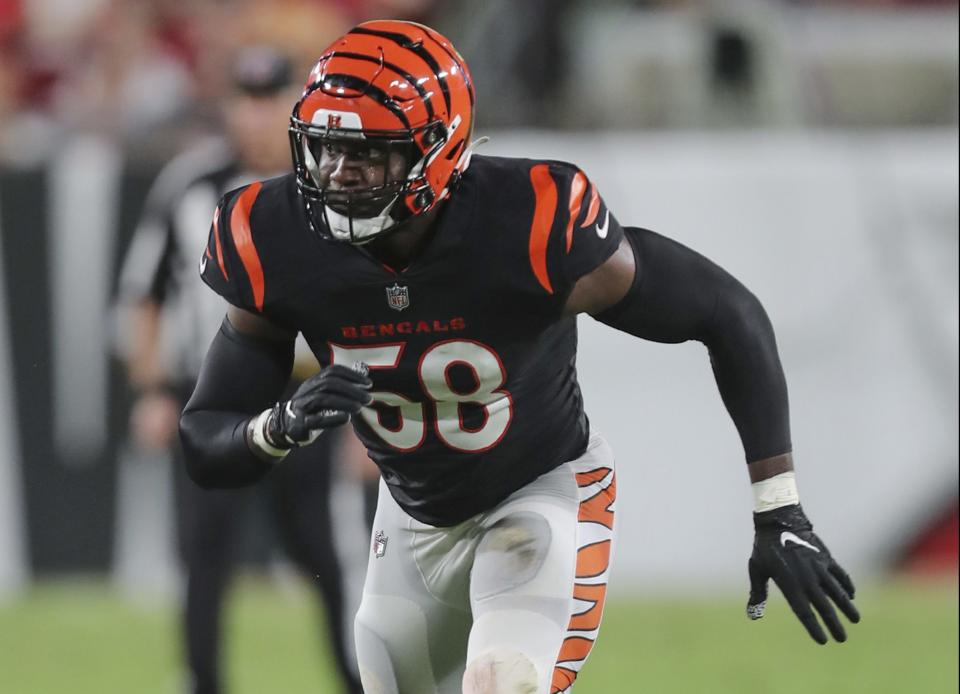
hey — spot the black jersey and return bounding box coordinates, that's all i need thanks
[200,154,624,525]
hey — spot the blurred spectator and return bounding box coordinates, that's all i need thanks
[0,0,202,164]
[115,44,375,694]
[52,1,194,137]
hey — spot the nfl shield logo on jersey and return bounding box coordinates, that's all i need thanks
[385,283,409,311]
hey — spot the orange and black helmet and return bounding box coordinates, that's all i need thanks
[289,20,475,244]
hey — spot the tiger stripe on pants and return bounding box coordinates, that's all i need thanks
[551,464,617,693]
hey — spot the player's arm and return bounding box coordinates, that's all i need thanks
[178,306,294,487]
[179,306,372,488]
[181,186,373,488]
[564,227,860,644]
[565,228,791,463]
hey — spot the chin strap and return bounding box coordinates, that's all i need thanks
[324,197,401,243]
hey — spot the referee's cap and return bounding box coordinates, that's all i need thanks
[231,45,294,96]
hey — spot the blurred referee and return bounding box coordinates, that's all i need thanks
[116,45,368,694]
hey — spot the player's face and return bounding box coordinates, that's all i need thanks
[310,138,412,217]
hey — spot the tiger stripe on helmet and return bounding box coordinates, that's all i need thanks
[323,51,436,121]
[348,25,456,113]
[316,73,411,129]
[306,47,432,128]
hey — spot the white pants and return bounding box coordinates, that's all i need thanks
[354,432,617,694]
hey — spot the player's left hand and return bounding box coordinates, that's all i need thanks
[746,503,860,644]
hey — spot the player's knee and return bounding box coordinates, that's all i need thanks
[462,649,539,694]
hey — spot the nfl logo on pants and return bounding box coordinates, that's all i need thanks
[373,531,388,558]
[385,283,410,311]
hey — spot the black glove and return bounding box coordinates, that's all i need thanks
[747,504,860,644]
[264,363,372,448]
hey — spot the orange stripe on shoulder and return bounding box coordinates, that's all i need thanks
[564,171,588,253]
[528,164,558,295]
[580,183,600,228]
[229,182,266,311]
[212,205,228,281]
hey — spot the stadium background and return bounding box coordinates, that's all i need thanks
[0,0,956,692]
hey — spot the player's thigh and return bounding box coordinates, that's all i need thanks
[355,480,472,694]
[465,433,617,694]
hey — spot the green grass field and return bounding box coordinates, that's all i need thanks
[0,578,956,694]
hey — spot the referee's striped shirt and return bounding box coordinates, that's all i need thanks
[117,138,263,382]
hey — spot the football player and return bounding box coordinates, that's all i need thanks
[180,20,859,694]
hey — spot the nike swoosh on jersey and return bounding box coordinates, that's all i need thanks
[780,531,820,552]
[595,210,610,239]
[199,256,208,274]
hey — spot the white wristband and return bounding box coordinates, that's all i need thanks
[752,471,799,513]
[249,408,290,460]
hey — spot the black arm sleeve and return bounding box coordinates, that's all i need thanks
[179,317,295,488]
[594,227,791,462]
